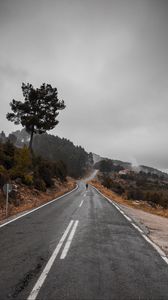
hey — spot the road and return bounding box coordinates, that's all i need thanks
[0,181,168,300]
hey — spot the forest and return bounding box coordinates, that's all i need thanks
[0,130,93,179]
[0,139,67,192]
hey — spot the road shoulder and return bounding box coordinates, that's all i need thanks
[90,180,168,256]
[0,178,76,225]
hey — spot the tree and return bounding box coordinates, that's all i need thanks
[0,131,6,143]
[14,146,32,174]
[10,146,32,180]
[99,159,113,173]
[6,83,66,150]
[8,133,17,145]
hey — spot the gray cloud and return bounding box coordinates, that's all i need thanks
[0,0,168,169]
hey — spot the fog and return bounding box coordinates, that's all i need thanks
[0,0,168,169]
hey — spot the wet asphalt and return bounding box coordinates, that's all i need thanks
[0,181,168,300]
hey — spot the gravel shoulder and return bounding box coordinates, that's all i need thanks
[120,204,168,256]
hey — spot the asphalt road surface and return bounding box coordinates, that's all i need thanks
[0,181,168,300]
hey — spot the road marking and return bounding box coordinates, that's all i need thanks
[79,200,84,207]
[84,194,86,197]
[132,223,143,234]
[162,256,168,264]
[0,185,78,229]
[92,185,168,265]
[142,234,165,256]
[27,220,74,300]
[124,215,132,222]
[60,220,79,259]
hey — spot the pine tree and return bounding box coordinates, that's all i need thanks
[7,83,65,150]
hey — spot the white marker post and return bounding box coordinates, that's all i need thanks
[6,184,9,217]
[3,183,12,217]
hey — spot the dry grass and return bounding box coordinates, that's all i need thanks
[90,179,168,218]
[0,177,76,222]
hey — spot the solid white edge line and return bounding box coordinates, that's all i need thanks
[60,220,79,259]
[142,234,165,257]
[91,185,168,265]
[132,223,143,234]
[27,220,74,300]
[124,215,132,222]
[0,184,78,229]
[162,257,168,264]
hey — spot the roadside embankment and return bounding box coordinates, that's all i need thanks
[0,177,76,222]
[90,179,168,218]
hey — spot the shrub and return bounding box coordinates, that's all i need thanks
[23,174,33,186]
[53,160,67,182]
[102,176,113,189]
[9,146,32,182]
[4,140,15,157]
[101,176,125,195]
[3,156,13,169]
[42,168,53,187]
[126,188,144,200]
[38,161,54,187]
[0,173,9,188]
[144,191,168,208]
[0,165,9,188]
[0,165,6,174]
[9,168,23,180]
[34,178,46,191]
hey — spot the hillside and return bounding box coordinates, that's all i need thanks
[93,154,168,178]
[0,130,94,220]
[0,137,78,220]
[0,130,93,179]
[32,134,93,178]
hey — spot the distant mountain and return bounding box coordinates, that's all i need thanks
[93,155,168,179]
[11,129,30,146]
[2,130,167,179]
[139,165,168,178]
[92,153,103,164]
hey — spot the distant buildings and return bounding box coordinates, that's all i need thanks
[119,169,130,175]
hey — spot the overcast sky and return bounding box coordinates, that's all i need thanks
[0,0,168,169]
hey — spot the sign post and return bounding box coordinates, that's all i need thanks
[3,183,13,217]
[6,184,9,217]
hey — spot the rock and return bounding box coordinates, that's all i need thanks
[15,178,22,184]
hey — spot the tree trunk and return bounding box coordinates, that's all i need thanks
[29,129,34,152]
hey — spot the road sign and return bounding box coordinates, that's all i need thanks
[3,183,12,195]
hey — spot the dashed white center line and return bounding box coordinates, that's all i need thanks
[27,220,75,300]
[60,220,79,259]
[79,200,84,207]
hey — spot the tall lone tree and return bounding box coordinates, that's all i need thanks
[6,83,66,150]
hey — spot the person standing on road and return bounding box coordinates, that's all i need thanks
[86,183,88,189]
